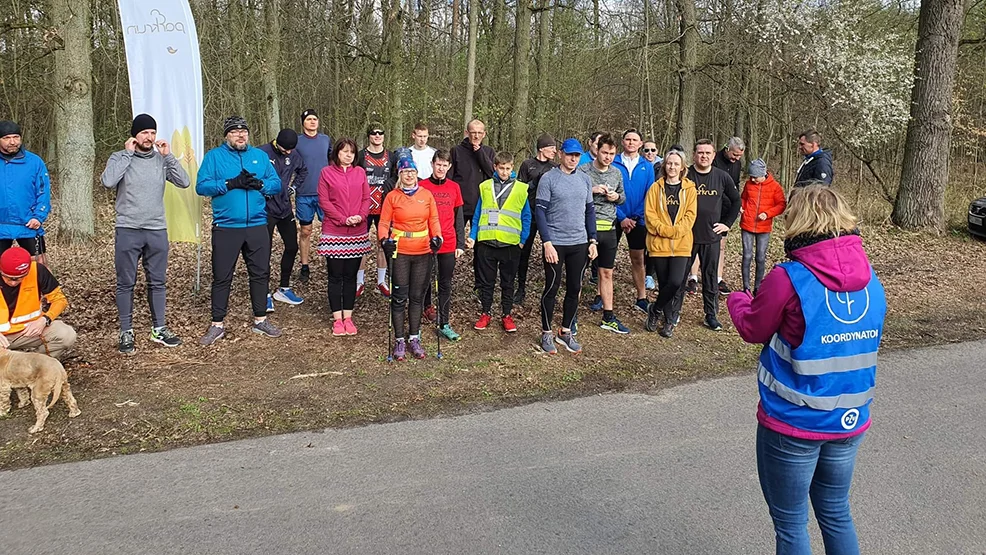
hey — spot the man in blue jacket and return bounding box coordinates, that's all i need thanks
[196,116,282,345]
[612,128,655,315]
[0,121,51,260]
[259,128,307,312]
[795,128,834,186]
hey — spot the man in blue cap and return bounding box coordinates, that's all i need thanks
[535,138,599,355]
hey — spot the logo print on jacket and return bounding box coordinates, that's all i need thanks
[825,287,870,325]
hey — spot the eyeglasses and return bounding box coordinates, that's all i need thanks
[642,148,658,153]
[369,130,385,136]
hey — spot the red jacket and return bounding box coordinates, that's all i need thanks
[739,173,786,234]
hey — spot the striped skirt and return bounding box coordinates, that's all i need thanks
[317,232,372,259]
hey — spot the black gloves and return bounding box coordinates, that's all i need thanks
[429,236,443,253]
[381,238,397,259]
[226,169,263,191]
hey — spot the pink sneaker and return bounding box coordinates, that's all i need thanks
[332,319,346,336]
[344,318,358,335]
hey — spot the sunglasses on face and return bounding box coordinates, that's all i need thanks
[643,148,658,153]
[369,131,385,136]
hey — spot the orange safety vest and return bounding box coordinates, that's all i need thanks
[0,262,43,334]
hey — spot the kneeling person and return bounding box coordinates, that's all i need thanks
[466,152,532,333]
[0,247,76,360]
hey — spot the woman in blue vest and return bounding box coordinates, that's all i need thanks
[727,184,886,555]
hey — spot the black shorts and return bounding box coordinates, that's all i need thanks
[596,230,619,269]
[0,236,46,255]
[618,223,647,251]
[367,214,381,233]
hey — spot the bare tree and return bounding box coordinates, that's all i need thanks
[511,0,532,154]
[463,0,478,131]
[262,0,282,138]
[673,0,697,150]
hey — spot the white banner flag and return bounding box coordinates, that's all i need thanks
[118,1,203,243]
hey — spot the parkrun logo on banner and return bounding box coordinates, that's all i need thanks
[125,9,188,36]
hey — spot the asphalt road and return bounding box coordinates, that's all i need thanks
[1,341,984,554]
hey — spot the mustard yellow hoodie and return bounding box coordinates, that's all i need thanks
[645,176,697,257]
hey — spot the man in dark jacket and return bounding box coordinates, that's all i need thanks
[709,136,745,294]
[450,119,496,223]
[514,133,558,305]
[259,128,308,310]
[795,128,834,186]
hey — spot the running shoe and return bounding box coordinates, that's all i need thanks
[150,326,182,347]
[541,332,557,354]
[589,295,603,312]
[409,337,426,359]
[119,329,135,355]
[502,315,518,333]
[274,287,304,305]
[266,294,275,313]
[252,319,283,338]
[474,313,492,330]
[393,339,407,361]
[685,277,698,295]
[705,314,723,332]
[439,324,461,341]
[600,318,630,335]
[633,298,649,314]
[554,330,582,353]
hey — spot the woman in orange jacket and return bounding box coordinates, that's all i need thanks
[739,159,786,294]
[643,149,697,337]
[378,157,442,361]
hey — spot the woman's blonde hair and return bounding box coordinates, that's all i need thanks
[784,184,858,238]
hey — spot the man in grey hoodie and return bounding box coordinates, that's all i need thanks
[101,114,190,355]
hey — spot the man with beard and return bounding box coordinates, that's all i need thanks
[101,114,190,354]
[196,116,282,345]
[0,120,51,260]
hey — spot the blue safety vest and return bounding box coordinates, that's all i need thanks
[758,261,886,433]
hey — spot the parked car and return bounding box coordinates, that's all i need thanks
[970,197,986,238]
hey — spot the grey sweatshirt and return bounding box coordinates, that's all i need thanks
[101,149,190,230]
[579,162,625,226]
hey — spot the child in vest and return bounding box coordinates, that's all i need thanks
[739,158,786,295]
[466,152,532,333]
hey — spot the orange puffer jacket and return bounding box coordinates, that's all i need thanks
[740,173,787,234]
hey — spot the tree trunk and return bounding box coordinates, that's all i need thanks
[534,0,552,118]
[52,0,95,242]
[891,0,967,231]
[511,0,531,154]
[673,0,697,150]
[383,0,404,139]
[463,0,478,131]
[262,0,282,139]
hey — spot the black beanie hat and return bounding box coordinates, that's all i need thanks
[223,115,249,136]
[0,120,23,139]
[536,133,556,150]
[301,109,318,123]
[130,114,157,138]
[276,128,298,150]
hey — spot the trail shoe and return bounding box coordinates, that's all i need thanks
[439,324,461,341]
[299,264,310,284]
[274,287,304,305]
[344,318,358,335]
[685,277,698,295]
[332,319,346,337]
[502,315,518,333]
[705,314,723,332]
[393,339,407,361]
[119,330,135,355]
[409,337,427,359]
[600,317,630,335]
[633,298,649,314]
[718,280,732,296]
[644,304,662,333]
[423,305,438,324]
[253,319,283,338]
[474,313,492,330]
[514,287,526,306]
[150,326,182,347]
[199,324,225,346]
[555,330,582,353]
[589,295,603,312]
[645,275,656,290]
[266,294,275,313]
[541,332,558,354]
[660,320,676,338]
[377,283,391,298]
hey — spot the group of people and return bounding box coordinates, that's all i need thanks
[1,111,883,554]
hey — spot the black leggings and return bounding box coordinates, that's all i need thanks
[268,216,299,289]
[540,243,589,332]
[391,253,430,338]
[673,241,721,319]
[650,256,691,321]
[423,252,456,326]
[326,256,361,313]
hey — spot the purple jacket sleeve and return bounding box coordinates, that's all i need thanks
[727,265,804,347]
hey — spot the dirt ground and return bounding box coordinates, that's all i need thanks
[1,210,985,469]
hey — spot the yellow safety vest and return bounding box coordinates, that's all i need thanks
[477,179,528,245]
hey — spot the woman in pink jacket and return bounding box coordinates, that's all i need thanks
[317,137,371,336]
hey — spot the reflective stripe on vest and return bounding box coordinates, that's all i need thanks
[0,261,43,334]
[758,362,874,411]
[477,179,528,245]
[768,335,880,376]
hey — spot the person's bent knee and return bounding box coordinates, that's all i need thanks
[299,225,313,237]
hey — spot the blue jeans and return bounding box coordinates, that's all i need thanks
[756,424,865,555]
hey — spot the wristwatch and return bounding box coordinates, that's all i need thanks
[42,315,52,327]
[589,239,598,245]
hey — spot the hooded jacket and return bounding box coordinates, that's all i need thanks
[739,173,786,234]
[727,234,879,439]
[0,148,51,240]
[795,149,834,186]
[644,177,697,257]
[196,143,281,228]
[259,143,308,221]
[612,153,655,225]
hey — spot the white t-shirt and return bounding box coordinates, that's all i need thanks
[622,153,639,174]
[410,145,437,179]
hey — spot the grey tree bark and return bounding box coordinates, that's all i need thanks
[673,0,697,150]
[891,0,968,231]
[463,0,478,131]
[511,0,531,154]
[262,0,282,139]
[52,0,95,241]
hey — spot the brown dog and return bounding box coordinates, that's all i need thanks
[0,349,81,433]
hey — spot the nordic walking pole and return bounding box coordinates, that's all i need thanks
[385,230,395,363]
[433,251,443,360]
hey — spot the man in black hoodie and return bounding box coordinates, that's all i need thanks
[795,128,834,186]
[450,119,495,292]
[259,129,308,310]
